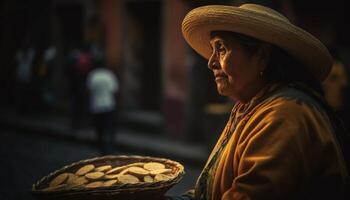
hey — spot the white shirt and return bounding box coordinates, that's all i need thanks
[87,68,119,113]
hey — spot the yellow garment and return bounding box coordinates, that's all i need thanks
[200,86,347,200]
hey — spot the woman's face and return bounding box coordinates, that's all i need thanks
[208,34,267,102]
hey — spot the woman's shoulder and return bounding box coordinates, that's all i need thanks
[242,86,332,140]
[256,85,326,118]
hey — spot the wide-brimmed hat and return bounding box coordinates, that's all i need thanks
[182,4,333,81]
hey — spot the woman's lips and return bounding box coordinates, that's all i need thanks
[215,74,228,82]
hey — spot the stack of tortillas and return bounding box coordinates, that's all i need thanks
[43,162,174,191]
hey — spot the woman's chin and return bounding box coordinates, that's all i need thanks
[217,86,236,100]
[217,86,228,96]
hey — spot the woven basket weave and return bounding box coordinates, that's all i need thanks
[32,155,185,200]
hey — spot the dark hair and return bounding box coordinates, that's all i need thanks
[210,31,324,95]
[265,45,324,95]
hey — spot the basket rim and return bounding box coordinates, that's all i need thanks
[32,155,185,194]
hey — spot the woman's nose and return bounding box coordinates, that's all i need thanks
[208,52,220,70]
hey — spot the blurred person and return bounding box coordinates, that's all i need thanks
[66,44,80,123]
[87,57,119,155]
[165,4,349,200]
[322,58,350,149]
[322,61,348,111]
[15,41,36,112]
[41,45,57,108]
[67,43,92,128]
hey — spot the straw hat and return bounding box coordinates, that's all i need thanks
[182,4,333,81]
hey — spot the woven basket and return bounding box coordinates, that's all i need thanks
[32,155,185,200]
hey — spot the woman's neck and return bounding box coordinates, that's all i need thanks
[233,81,270,104]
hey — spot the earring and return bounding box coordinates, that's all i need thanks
[260,71,264,77]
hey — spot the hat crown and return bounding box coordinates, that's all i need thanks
[240,4,290,22]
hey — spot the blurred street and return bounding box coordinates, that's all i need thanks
[0,128,202,200]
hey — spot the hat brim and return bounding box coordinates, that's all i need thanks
[182,5,332,81]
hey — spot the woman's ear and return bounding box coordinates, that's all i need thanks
[255,43,272,71]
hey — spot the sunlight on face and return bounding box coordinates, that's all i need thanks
[207,34,263,102]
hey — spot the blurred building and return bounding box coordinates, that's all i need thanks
[0,0,349,147]
[0,0,225,146]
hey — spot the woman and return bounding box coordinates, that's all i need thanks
[169,3,349,200]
